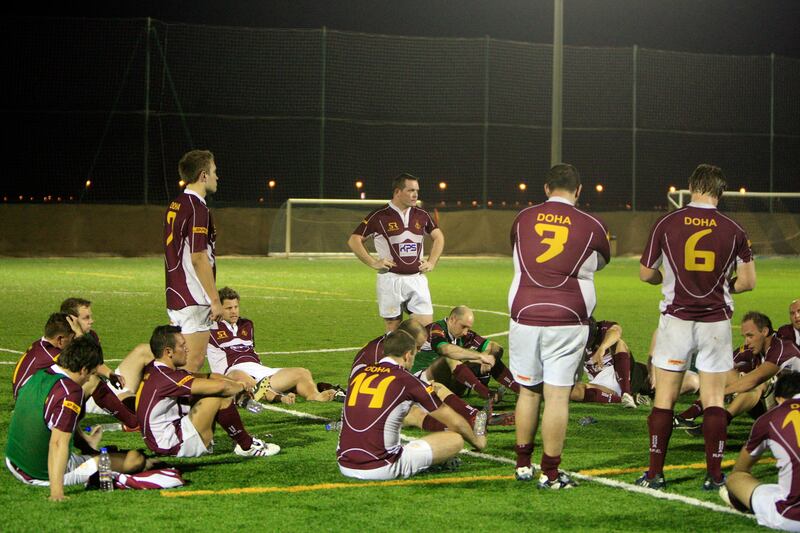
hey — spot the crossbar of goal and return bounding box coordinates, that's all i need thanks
[667,190,800,210]
[284,198,392,258]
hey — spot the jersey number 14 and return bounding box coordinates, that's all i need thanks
[348,373,396,408]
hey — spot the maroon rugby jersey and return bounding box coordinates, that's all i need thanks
[732,346,763,374]
[745,394,800,522]
[351,334,386,374]
[641,202,752,322]
[337,358,441,470]
[421,319,489,353]
[764,335,800,373]
[42,367,84,433]
[509,198,610,326]
[777,324,800,347]
[136,361,195,455]
[164,190,217,310]
[352,203,438,275]
[207,318,261,374]
[11,338,62,399]
[583,321,618,379]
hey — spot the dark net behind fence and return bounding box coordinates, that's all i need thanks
[3,18,799,211]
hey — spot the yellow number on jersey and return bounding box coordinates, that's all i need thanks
[347,372,396,408]
[783,407,800,448]
[165,211,177,246]
[534,223,569,263]
[685,229,715,272]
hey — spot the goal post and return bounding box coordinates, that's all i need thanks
[667,189,800,210]
[275,198,392,258]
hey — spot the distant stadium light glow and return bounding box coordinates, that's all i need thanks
[595,184,604,192]
[439,181,447,190]
[268,180,277,189]
[739,187,747,194]
[85,180,92,188]
[355,180,363,190]
[178,180,186,187]
[669,186,677,193]
[518,182,527,191]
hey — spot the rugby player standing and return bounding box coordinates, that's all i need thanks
[163,150,221,371]
[636,164,755,490]
[348,173,444,332]
[508,163,611,488]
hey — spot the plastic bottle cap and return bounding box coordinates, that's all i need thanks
[100,447,108,453]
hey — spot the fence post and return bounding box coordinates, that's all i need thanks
[769,52,775,213]
[482,35,489,208]
[631,44,638,212]
[143,17,152,205]
[319,26,327,199]
[550,0,563,166]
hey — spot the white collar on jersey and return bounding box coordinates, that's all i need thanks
[687,201,716,209]
[378,356,402,367]
[388,201,412,227]
[51,364,69,377]
[546,196,574,206]
[184,189,206,205]
[220,319,238,335]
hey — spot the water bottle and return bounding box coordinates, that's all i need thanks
[85,423,123,433]
[578,416,598,426]
[98,447,114,492]
[325,420,343,431]
[473,409,488,437]
[243,399,266,414]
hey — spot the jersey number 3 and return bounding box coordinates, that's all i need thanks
[348,373,396,408]
[534,223,569,263]
[685,229,715,272]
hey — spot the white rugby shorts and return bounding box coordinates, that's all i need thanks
[751,483,800,532]
[376,272,433,318]
[167,305,212,334]
[176,415,210,458]
[652,315,732,373]
[226,362,281,382]
[509,321,589,387]
[589,366,622,396]
[6,454,97,487]
[338,439,434,480]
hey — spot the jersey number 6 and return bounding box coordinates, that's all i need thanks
[348,373,396,408]
[534,223,569,263]
[684,229,715,272]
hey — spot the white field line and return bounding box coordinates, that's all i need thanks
[258,405,752,521]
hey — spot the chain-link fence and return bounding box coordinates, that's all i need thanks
[4,17,799,210]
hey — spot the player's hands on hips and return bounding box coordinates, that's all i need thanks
[371,258,395,273]
[419,258,436,273]
[209,300,223,321]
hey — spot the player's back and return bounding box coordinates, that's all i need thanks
[163,190,216,310]
[764,335,800,373]
[136,361,193,454]
[11,339,61,399]
[509,199,610,326]
[351,334,386,374]
[338,360,438,470]
[641,204,751,321]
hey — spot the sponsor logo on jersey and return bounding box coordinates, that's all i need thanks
[667,359,684,366]
[536,212,572,225]
[241,329,249,338]
[415,221,421,230]
[516,374,531,382]
[62,400,81,414]
[684,216,718,227]
[216,331,228,340]
[193,226,208,234]
[398,242,418,257]
[387,222,400,232]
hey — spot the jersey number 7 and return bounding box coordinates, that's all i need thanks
[348,373,396,408]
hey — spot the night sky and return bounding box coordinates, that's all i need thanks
[13,0,800,56]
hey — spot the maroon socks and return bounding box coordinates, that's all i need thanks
[647,407,674,477]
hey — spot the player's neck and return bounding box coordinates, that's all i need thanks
[689,192,718,206]
[762,335,773,354]
[185,183,207,199]
[390,199,410,213]
[546,190,577,204]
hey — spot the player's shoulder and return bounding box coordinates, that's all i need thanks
[777,324,797,342]
[363,204,392,220]
[238,317,255,329]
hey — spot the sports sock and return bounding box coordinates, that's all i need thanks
[703,406,727,482]
[443,394,480,423]
[452,364,491,399]
[541,453,561,481]
[216,403,253,450]
[612,352,632,395]
[489,360,521,394]
[421,415,447,432]
[647,407,674,477]
[678,400,704,420]
[583,388,621,403]
[515,443,534,468]
[91,381,138,428]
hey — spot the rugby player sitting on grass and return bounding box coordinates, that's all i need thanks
[337,329,486,480]
[137,325,279,458]
[722,371,800,532]
[207,287,341,405]
[776,298,800,347]
[6,336,147,501]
